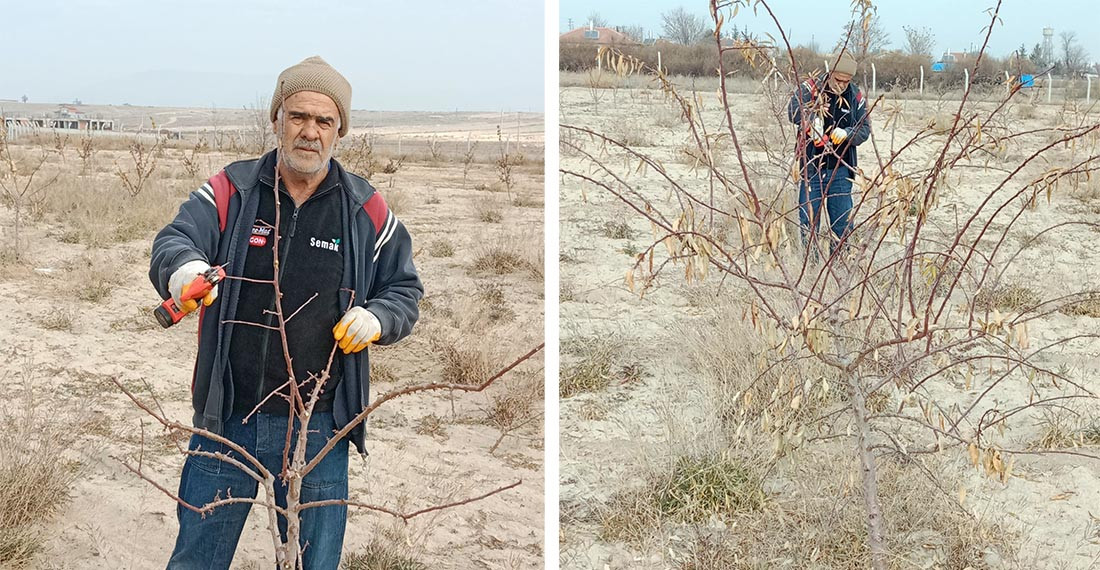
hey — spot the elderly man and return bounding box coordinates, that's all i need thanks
[150,56,423,569]
[787,50,871,257]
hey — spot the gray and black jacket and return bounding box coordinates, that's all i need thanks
[150,149,422,454]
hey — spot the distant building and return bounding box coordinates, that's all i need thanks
[2,105,114,132]
[560,25,634,46]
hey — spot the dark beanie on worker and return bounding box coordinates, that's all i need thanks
[269,56,352,137]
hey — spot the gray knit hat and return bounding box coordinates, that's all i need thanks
[269,56,352,137]
[833,51,858,76]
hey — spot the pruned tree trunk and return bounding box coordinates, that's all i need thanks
[849,370,888,570]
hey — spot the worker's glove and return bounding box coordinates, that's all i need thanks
[332,306,382,354]
[830,127,848,145]
[807,116,826,147]
[168,260,219,314]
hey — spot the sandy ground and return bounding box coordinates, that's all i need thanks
[558,80,1100,568]
[0,111,545,569]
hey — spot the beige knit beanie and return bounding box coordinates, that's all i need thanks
[833,51,858,76]
[269,56,352,137]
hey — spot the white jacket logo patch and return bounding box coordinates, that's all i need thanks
[310,237,340,252]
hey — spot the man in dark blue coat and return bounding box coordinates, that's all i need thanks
[150,56,422,570]
[787,51,872,256]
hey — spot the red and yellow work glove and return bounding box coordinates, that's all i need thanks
[332,306,382,354]
[829,127,848,145]
[168,260,219,314]
[807,116,826,147]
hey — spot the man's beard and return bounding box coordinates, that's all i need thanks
[281,137,335,176]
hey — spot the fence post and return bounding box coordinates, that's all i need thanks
[657,51,661,73]
[1048,72,1053,103]
[824,60,830,73]
[871,62,876,95]
[1005,71,1011,95]
[920,65,924,96]
[1088,75,1093,104]
[964,68,970,92]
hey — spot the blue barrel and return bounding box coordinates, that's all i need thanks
[1021,74,1034,87]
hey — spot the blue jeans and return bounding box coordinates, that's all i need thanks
[798,166,854,252]
[166,412,349,570]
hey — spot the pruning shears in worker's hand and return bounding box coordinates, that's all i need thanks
[154,265,226,328]
[806,115,828,148]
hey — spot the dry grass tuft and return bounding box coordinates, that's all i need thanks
[677,301,832,441]
[38,309,76,331]
[609,119,654,147]
[413,414,448,439]
[1031,400,1100,449]
[478,284,515,324]
[466,232,543,281]
[559,335,621,398]
[597,449,1015,568]
[1060,294,1100,318]
[432,334,493,386]
[370,362,398,384]
[39,168,182,247]
[559,279,577,303]
[512,192,542,208]
[427,239,455,258]
[673,531,740,570]
[974,281,1041,312]
[342,540,427,570]
[599,453,765,542]
[474,198,504,223]
[577,400,608,421]
[651,454,766,522]
[0,364,82,566]
[471,247,532,276]
[64,257,114,303]
[747,458,1013,568]
[600,220,633,240]
[484,371,541,433]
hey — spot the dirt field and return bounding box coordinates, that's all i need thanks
[559,76,1100,569]
[0,107,544,569]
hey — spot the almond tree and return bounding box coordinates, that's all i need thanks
[0,128,58,258]
[561,1,1100,566]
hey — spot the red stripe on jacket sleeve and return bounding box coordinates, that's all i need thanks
[209,170,236,232]
[362,192,389,235]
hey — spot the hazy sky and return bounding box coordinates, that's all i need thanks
[559,1,1100,64]
[1,0,544,112]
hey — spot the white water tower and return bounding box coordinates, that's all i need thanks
[1042,27,1054,64]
